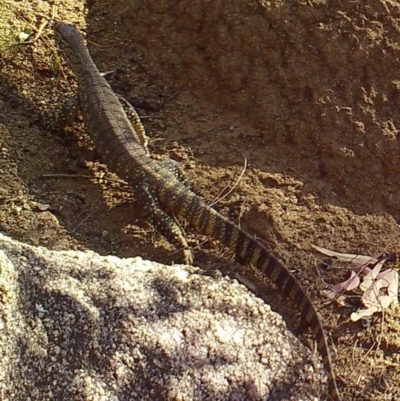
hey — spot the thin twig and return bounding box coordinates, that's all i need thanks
[70,202,100,233]
[40,173,128,186]
[210,157,247,207]
[31,19,49,43]
[41,173,95,179]
[140,115,166,119]
[237,199,247,229]
[350,339,376,379]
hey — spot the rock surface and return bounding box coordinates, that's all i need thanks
[0,233,324,401]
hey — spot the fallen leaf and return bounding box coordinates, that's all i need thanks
[311,244,378,264]
[332,270,360,292]
[351,270,399,321]
[351,305,380,321]
[360,259,386,291]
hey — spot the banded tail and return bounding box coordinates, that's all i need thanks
[161,181,341,401]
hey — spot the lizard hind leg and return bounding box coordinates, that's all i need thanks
[159,159,189,186]
[134,184,193,265]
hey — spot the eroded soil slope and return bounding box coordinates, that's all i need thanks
[1,0,400,400]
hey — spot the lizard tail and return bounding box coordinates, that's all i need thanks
[165,184,341,401]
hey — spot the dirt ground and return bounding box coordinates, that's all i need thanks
[1,0,400,400]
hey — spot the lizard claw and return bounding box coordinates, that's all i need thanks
[183,249,194,265]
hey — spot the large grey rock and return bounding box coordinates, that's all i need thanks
[0,233,324,400]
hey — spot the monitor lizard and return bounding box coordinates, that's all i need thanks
[47,21,342,401]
